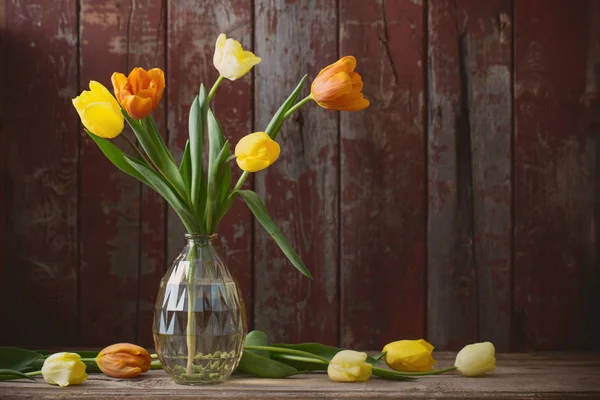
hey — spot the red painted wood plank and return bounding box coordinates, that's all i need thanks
[3,0,79,345]
[253,0,339,345]
[126,0,167,349]
[167,1,253,323]
[340,0,426,349]
[79,0,142,346]
[427,0,513,351]
[514,0,597,351]
[0,0,6,332]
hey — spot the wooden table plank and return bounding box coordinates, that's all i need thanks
[1,354,599,399]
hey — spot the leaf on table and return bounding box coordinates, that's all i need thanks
[0,347,41,371]
[236,351,298,378]
[272,343,381,364]
[0,369,35,381]
[245,331,269,358]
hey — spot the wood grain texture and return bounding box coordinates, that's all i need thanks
[127,0,167,348]
[253,0,339,345]
[167,0,253,322]
[513,0,597,351]
[340,0,426,349]
[79,0,142,346]
[584,0,600,353]
[3,0,79,345]
[427,0,477,350]
[2,354,600,399]
[0,0,6,329]
[427,0,513,351]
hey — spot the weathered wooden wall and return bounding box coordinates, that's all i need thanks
[1,0,599,351]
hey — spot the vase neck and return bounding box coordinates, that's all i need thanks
[184,233,216,246]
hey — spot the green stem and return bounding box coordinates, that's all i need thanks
[207,75,225,103]
[282,95,313,120]
[151,353,158,359]
[25,370,42,377]
[232,171,249,193]
[372,365,457,377]
[185,247,199,376]
[243,345,330,364]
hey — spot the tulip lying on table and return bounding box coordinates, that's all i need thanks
[0,333,495,386]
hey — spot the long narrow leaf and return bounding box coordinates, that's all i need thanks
[179,139,192,194]
[265,75,307,139]
[236,351,298,378]
[85,129,150,186]
[205,141,230,232]
[123,111,187,200]
[125,156,202,233]
[189,86,208,215]
[0,369,35,381]
[238,190,312,279]
[145,116,175,163]
[0,348,41,371]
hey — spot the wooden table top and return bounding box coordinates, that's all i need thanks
[1,353,599,399]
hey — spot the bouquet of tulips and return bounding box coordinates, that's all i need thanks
[72,33,369,279]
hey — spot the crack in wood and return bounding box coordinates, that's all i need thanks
[378,0,398,86]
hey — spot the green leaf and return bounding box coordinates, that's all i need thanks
[125,156,202,233]
[244,331,269,359]
[270,353,326,371]
[189,86,208,216]
[123,111,187,200]
[0,369,35,381]
[0,347,41,371]
[85,129,150,186]
[371,367,416,381]
[265,75,307,139]
[179,139,192,194]
[238,190,312,279]
[205,137,230,232]
[236,351,298,378]
[145,116,175,163]
[272,343,380,364]
[372,351,386,361]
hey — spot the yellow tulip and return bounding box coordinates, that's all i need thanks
[72,81,124,138]
[455,342,496,377]
[111,67,165,120]
[310,56,369,111]
[327,350,372,382]
[213,33,261,80]
[41,352,88,387]
[96,343,152,378]
[235,132,280,172]
[382,339,436,372]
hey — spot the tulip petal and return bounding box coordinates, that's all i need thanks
[89,80,121,114]
[213,33,261,80]
[78,102,125,139]
[121,94,153,120]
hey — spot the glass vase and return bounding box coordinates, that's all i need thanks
[153,234,247,385]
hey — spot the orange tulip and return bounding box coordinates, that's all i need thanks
[111,67,165,119]
[310,56,369,111]
[96,343,151,378]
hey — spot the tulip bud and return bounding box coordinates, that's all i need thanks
[96,343,152,378]
[235,132,281,172]
[41,352,88,387]
[72,81,124,139]
[213,33,261,81]
[327,350,372,382]
[311,56,369,111]
[382,339,436,372]
[111,67,165,120]
[455,342,496,377]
